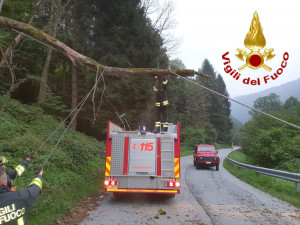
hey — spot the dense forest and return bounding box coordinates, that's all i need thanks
[0,0,232,144]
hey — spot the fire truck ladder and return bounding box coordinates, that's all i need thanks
[160,136,175,181]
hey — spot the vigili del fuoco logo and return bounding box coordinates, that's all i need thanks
[222,11,289,86]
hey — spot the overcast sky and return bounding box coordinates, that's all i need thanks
[170,0,300,97]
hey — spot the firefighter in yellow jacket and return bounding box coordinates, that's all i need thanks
[153,76,169,133]
[0,155,34,191]
[0,166,43,225]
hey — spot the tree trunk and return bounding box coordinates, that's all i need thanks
[37,0,62,104]
[0,16,211,79]
[70,63,78,130]
[0,0,3,12]
[38,47,53,103]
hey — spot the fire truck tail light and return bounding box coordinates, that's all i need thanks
[104,180,118,186]
[166,181,173,187]
[166,181,180,187]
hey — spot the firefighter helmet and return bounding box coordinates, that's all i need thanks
[0,156,7,166]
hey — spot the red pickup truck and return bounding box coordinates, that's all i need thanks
[193,144,220,171]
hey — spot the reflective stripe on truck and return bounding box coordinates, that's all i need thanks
[174,158,180,178]
[105,121,112,177]
[174,122,181,178]
[157,137,161,176]
[106,189,178,194]
[105,157,111,176]
[123,137,129,175]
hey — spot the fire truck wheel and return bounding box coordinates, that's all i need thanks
[216,164,219,171]
[196,163,201,170]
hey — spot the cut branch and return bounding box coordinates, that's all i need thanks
[0,16,211,78]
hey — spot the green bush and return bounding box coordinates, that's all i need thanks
[240,114,300,172]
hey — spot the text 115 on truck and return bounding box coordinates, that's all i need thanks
[104,121,181,197]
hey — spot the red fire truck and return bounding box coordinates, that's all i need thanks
[104,121,181,196]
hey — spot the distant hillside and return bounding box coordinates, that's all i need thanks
[231,78,300,123]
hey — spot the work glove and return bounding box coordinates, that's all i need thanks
[35,169,44,176]
[25,154,35,163]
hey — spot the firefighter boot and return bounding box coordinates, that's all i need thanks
[162,124,168,133]
[154,122,160,133]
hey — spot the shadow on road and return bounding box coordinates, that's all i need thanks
[109,192,176,204]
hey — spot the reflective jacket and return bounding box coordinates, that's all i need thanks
[0,175,42,225]
[6,161,29,191]
[153,78,168,105]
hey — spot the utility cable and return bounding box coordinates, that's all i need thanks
[104,93,131,130]
[93,66,106,124]
[169,69,300,130]
[24,66,106,186]
[40,66,107,169]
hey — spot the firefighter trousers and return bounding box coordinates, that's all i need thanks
[155,105,168,131]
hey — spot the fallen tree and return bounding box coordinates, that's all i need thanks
[0,16,210,78]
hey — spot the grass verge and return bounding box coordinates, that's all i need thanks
[0,96,106,224]
[224,150,300,208]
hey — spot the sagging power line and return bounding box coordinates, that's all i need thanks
[169,69,300,130]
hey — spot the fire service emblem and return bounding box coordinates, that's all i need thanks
[221,11,289,86]
[236,11,275,72]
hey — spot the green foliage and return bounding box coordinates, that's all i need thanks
[197,60,232,144]
[228,150,254,164]
[167,58,232,150]
[250,93,282,116]
[225,151,300,208]
[240,95,300,173]
[40,91,69,120]
[1,0,35,22]
[180,125,217,150]
[0,96,105,225]
[169,58,186,69]
[283,97,300,114]
[231,117,243,145]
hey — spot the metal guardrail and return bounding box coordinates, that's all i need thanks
[226,154,300,191]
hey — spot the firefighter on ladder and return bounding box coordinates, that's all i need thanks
[0,155,34,191]
[153,76,169,133]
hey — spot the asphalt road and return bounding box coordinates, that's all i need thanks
[80,148,300,225]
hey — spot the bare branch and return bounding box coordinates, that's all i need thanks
[141,0,179,54]
[140,0,157,16]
